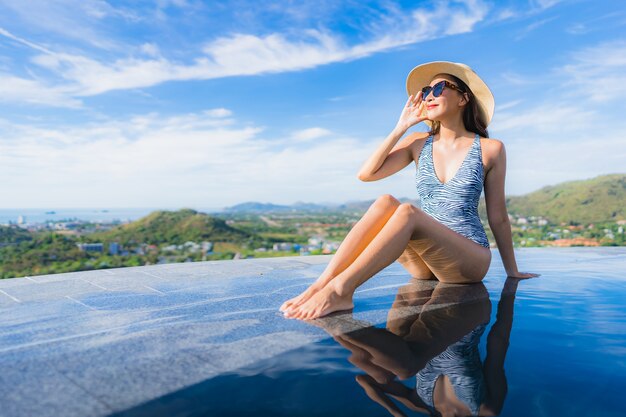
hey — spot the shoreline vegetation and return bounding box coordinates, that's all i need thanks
[1,173,624,280]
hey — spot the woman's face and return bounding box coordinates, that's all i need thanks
[423,76,467,122]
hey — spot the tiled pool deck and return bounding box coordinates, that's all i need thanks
[1,247,625,416]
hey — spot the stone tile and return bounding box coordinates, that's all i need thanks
[0,289,21,307]
[27,268,117,283]
[188,331,320,375]
[47,322,238,412]
[0,276,41,288]
[3,249,622,416]
[0,355,112,417]
[0,297,93,330]
[0,279,108,302]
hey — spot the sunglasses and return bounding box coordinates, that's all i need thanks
[420,80,465,100]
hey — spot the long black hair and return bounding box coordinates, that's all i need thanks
[428,73,489,138]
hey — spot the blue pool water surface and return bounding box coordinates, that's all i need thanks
[1,247,624,417]
[109,248,626,417]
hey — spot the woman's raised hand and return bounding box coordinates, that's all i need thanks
[396,91,429,130]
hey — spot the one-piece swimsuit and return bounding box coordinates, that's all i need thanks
[415,133,490,248]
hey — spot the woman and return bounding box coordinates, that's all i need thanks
[280,61,539,320]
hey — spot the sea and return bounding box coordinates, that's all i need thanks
[0,207,226,225]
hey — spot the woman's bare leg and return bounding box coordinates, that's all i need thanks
[284,203,492,320]
[279,194,401,313]
[396,240,436,280]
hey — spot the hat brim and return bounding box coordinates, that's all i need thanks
[405,61,494,128]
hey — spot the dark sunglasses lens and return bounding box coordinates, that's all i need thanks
[433,81,445,97]
[421,81,446,99]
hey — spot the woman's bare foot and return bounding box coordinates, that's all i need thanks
[284,281,354,320]
[279,273,335,313]
[279,282,322,313]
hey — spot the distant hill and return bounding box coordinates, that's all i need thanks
[0,225,33,245]
[478,173,626,224]
[225,198,422,213]
[225,201,328,213]
[89,208,252,245]
[328,198,421,212]
[226,174,625,225]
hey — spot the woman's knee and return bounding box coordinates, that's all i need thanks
[393,203,424,221]
[371,194,401,212]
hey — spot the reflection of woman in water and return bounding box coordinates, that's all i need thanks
[313,277,524,417]
[281,61,538,320]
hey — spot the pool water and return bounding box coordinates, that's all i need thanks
[108,247,626,417]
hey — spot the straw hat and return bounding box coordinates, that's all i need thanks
[405,61,495,128]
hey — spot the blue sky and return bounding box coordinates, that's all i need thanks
[0,0,624,209]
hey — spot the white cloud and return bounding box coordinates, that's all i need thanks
[494,8,516,21]
[0,74,81,108]
[530,0,561,10]
[0,0,131,50]
[558,40,626,102]
[203,108,232,118]
[487,38,626,195]
[0,0,491,104]
[490,103,596,135]
[140,43,161,57]
[443,0,490,34]
[497,100,523,111]
[565,22,588,35]
[514,16,558,40]
[504,134,626,196]
[291,127,332,142]
[0,110,389,208]
[565,11,626,35]
[499,71,538,86]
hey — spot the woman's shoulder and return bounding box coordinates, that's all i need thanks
[479,137,505,154]
[478,136,503,147]
[478,137,505,170]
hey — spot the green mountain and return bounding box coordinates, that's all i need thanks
[89,208,252,245]
[0,225,33,246]
[225,201,330,213]
[331,198,421,212]
[478,173,626,224]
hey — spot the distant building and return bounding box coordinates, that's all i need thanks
[323,242,340,252]
[17,215,26,225]
[109,242,120,255]
[273,243,293,251]
[77,243,104,253]
[183,241,201,252]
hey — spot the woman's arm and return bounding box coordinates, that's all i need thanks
[483,140,520,276]
[357,124,414,182]
[358,93,429,182]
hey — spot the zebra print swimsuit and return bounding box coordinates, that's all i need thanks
[415,133,491,248]
[415,323,488,416]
